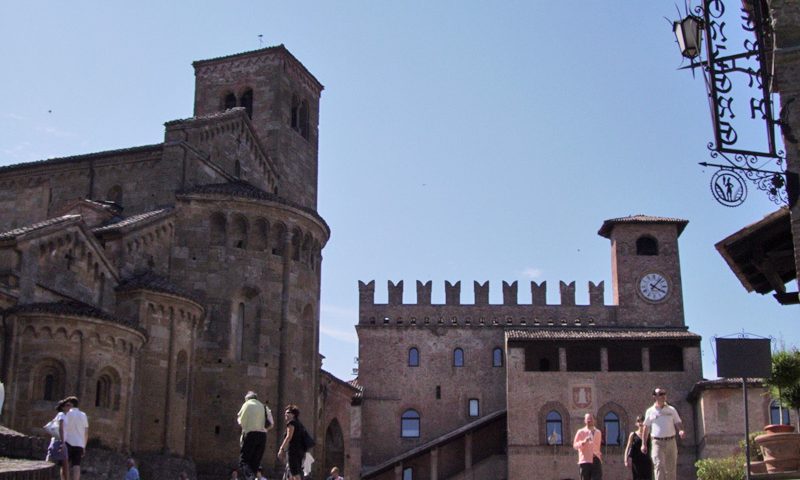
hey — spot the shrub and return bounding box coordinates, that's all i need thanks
[695,455,745,480]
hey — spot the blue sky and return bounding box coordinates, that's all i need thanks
[1,1,796,381]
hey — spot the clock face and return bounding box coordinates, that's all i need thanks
[639,273,669,302]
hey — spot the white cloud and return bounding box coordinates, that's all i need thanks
[521,267,544,279]
[320,324,358,344]
[36,125,75,139]
[320,303,358,344]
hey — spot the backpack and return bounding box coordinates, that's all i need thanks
[301,424,316,452]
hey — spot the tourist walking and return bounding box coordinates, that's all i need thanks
[573,413,602,480]
[624,415,652,480]
[45,398,69,480]
[237,391,272,479]
[124,458,140,480]
[326,466,344,480]
[641,388,685,480]
[278,405,306,480]
[63,396,89,480]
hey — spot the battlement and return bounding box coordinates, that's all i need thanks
[357,280,619,327]
[358,280,605,306]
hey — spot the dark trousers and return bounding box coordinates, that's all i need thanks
[240,431,267,479]
[579,456,602,480]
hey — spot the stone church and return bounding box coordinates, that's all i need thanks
[0,45,358,479]
[0,46,786,480]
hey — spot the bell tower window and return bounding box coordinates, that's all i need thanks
[240,89,253,118]
[223,93,237,110]
[636,236,659,256]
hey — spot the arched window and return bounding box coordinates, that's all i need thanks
[636,236,659,256]
[36,359,66,402]
[223,93,237,110]
[234,160,242,178]
[770,400,791,425]
[94,368,120,410]
[44,374,56,401]
[603,412,621,445]
[299,100,309,139]
[325,419,345,475]
[454,348,464,367]
[493,347,504,367]
[402,468,413,480]
[408,348,419,367]
[96,376,111,408]
[239,89,253,118]
[401,409,420,438]
[545,410,563,445]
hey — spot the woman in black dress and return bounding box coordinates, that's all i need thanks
[624,415,653,480]
[278,404,306,480]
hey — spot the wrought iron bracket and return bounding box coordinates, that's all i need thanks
[680,0,788,206]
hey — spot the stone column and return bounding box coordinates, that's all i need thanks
[559,348,567,372]
[394,464,402,480]
[642,347,650,372]
[600,347,608,371]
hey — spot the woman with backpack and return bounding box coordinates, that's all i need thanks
[278,405,310,480]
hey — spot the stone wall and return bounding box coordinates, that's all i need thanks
[357,325,506,467]
[3,311,145,451]
[506,339,702,480]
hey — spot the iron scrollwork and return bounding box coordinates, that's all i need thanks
[685,0,787,206]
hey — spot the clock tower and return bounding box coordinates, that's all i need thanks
[598,215,689,327]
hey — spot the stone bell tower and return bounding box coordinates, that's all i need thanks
[598,215,689,327]
[192,44,324,210]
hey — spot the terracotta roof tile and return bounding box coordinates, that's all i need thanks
[598,215,689,238]
[93,208,172,234]
[192,44,323,91]
[177,181,330,234]
[5,300,140,330]
[506,328,700,341]
[0,144,163,175]
[0,215,81,241]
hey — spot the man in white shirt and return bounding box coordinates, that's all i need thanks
[63,396,89,480]
[641,388,685,480]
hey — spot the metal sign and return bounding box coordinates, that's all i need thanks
[716,338,772,378]
[685,0,787,206]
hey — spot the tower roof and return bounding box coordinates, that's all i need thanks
[598,215,689,239]
[192,44,324,92]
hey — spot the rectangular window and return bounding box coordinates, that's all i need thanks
[468,399,479,417]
